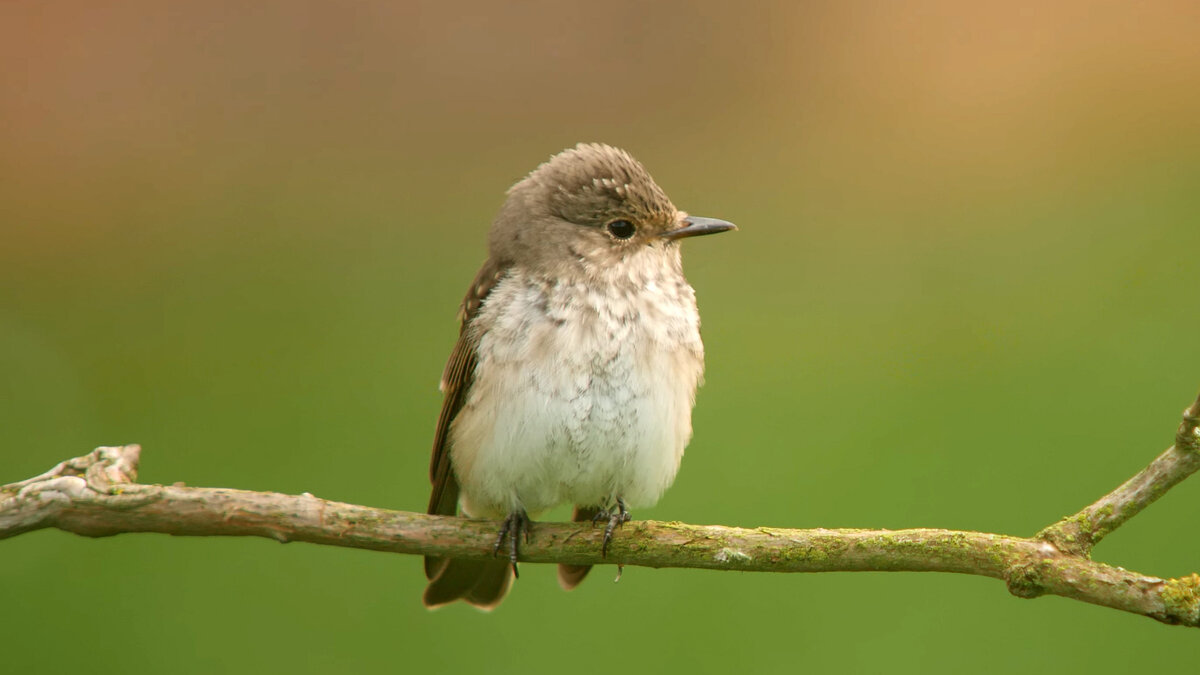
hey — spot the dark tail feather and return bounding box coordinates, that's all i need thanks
[423,558,514,610]
[424,474,461,582]
[557,505,600,591]
[424,555,447,580]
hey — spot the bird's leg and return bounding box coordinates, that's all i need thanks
[589,497,631,557]
[493,509,531,577]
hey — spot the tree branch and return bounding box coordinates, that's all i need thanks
[3,391,1199,627]
[1038,393,1200,555]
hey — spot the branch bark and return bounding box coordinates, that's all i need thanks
[3,391,1199,627]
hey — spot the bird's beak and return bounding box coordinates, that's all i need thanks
[661,216,738,240]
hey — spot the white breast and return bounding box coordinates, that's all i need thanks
[449,251,705,519]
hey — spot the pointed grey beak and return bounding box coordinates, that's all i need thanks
[661,216,737,240]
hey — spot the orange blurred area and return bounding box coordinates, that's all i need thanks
[4,2,1200,245]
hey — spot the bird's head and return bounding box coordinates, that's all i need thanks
[489,143,735,276]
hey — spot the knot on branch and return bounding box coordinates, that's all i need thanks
[1005,561,1048,599]
[80,445,142,491]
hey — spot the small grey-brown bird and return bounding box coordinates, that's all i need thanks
[423,143,734,609]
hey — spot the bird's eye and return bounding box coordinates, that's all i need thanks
[606,220,636,239]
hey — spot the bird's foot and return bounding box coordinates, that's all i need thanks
[590,498,631,557]
[493,509,531,577]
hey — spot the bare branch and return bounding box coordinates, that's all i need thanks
[1038,390,1200,556]
[3,438,1198,628]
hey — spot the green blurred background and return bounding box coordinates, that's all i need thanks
[3,1,1200,671]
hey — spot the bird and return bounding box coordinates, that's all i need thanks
[423,143,735,609]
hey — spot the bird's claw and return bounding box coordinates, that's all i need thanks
[493,510,531,577]
[591,498,631,557]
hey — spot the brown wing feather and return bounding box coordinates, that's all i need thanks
[424,258,507,580]
[425,332,473,517]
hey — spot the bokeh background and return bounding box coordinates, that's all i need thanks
[3,1,1200,672]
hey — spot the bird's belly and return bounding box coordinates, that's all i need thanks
[451,314,701,518]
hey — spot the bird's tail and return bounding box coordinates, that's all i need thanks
[556,505,600,591]
[423,557,514,610]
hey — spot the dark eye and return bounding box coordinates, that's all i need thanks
[606,220,636,239]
